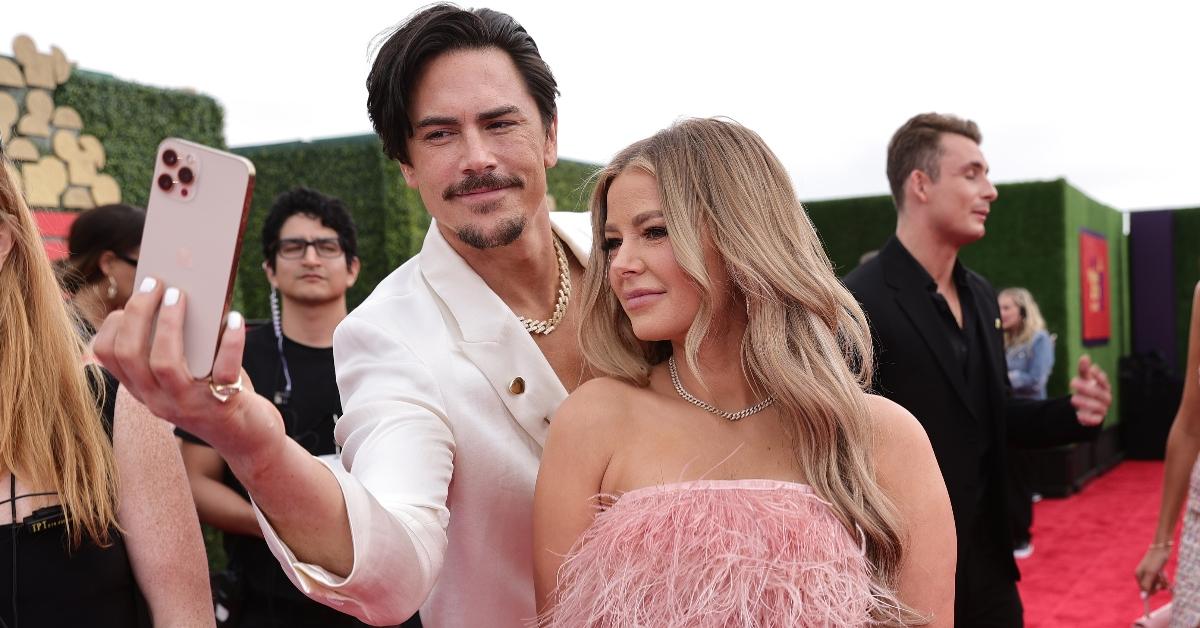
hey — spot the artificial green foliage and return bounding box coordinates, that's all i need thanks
[1061,183,1127,426]
[231,135,416,319]
[230,133,600,319]
[548,157,600,211]
[1174,207,1200,372]
[802,193,897,276]
[806,179,1128,414]
[54,70,226,207]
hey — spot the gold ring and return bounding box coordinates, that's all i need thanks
[208,374,244,403]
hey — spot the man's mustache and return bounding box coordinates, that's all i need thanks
[443,172,525,201]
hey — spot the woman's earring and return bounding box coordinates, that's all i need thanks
[106,275,118,300]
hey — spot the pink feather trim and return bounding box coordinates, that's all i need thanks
[540,479,901,627]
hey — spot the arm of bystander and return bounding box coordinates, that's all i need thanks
[114,387,215,626]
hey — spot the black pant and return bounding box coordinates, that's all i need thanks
[955,518,1024,627]
[1007,448,1034,548]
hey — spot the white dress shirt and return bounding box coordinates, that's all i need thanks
[256,212,593,626]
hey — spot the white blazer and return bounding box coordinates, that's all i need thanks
[257,212,593,627]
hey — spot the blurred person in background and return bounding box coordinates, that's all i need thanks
[999,287,1057,560]
[57,203,145,336]
[844,112,1111,626]
[1000,287,1054,401]
[1136,282,1200,625]
[0,157,210,626]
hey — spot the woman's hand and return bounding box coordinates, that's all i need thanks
[1135,543,1172,594]
[92,277,280,458]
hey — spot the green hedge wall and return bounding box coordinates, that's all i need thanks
[1174,207,1200,372]
[230,134,599,319]
[55,70,226,207]
[1061,183,1128,426]
[806,179,1128,417]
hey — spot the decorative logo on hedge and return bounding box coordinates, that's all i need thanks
[1,35,121,209]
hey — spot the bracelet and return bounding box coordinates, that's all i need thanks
[1150,541,1174,550]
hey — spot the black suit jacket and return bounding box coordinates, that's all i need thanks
[845,236,1098,580]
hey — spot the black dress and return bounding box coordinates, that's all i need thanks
[0,370,150,628]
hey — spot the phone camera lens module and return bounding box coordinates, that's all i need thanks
[178,167,195,184]
[157,173,174,191]
[162,150,179,166]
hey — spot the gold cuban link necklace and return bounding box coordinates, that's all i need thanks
[519,236,571,335]
[668,356,775,421]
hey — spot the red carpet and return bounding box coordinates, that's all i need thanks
[1018,460,1177,627]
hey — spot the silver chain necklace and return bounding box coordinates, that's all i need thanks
[518,237,571,336]
[668,356,775,421]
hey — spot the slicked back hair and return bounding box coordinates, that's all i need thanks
[367,3,559,165]
[886,112,982,211]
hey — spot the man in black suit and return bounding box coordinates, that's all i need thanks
[844,112,1112,626]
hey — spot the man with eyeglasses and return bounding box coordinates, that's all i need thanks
[178,188,414,627]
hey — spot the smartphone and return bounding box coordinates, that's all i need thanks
[135,138,255,379]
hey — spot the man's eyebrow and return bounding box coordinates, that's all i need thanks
[632,210,663,227]
[964,160,989,174]
[414,105,521,129]
[478,105,520,121]
[415,115,459,128]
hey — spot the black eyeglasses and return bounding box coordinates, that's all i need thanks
[275,237,344,259]
[115,252,139,267]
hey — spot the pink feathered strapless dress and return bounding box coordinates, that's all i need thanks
[543,479,893,628]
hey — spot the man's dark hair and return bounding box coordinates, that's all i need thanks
[366,3,559,165]
[59,203,145,295]
[886,112,982,210]
[261,187,358,270]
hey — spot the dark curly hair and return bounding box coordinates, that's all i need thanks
[261,187,358,270]
[367,3,559,165]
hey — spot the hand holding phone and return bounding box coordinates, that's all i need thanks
[135,138,254,378]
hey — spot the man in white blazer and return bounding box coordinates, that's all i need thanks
[94,5,595,626]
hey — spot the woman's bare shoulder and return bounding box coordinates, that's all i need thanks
[550,377,647,440]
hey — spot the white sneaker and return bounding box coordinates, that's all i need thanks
[1013,543,1034,559]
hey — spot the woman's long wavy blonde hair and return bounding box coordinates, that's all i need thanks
[1000,287,1047,349]
[578,118,914,622]
[0,158,120,547]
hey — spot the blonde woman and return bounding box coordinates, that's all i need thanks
[998,287,1056,558]
[1136,282,1200,626]
[532,119,955,626]
[999,287,1055,400]
[0,159,212,627]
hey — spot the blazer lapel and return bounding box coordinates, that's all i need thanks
[880,239,978,418]
[970,275,1009,396]
[418,214,591,448]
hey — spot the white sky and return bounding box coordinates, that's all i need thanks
[6,0,1199,210]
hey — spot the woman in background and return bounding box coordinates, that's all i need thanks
[1136,282,1200,626]
[998,287,1055,559]
[57,203,145,335]
[0,159,211,627]
[999,287,1054,400]
[533,119,954,626]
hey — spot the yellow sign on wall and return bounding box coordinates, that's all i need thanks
[1,35,121,210]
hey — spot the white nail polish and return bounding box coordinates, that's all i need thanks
[227,311,244,330]
[139,277,158,293]
[163,287,180,306]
